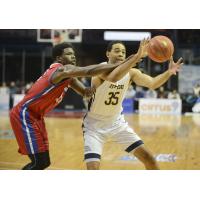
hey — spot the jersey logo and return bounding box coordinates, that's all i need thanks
[84,146,91,152]
[55,93,64,104]
[109,84,124,89]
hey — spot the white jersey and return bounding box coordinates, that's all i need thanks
[83,72,143,162]
[87,73,131,119]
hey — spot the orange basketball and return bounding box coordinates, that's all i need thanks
[147,35,174,63]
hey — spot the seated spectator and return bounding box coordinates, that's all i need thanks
[193,84,200,97]
[192,96,200,113]
[24,82,34,94]
[157,86,167,98]
[0,82,9,94]
[135,86,145,99]
[9,81,17,109]
[145,89,157,99]
[167,89,180,99]
[125,85,136,99]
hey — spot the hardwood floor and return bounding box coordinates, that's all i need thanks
[1,113,200,170]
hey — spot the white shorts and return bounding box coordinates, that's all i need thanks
[82,114,143,163]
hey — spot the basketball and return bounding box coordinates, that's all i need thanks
[147,35,174,63]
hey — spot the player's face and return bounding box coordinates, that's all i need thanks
[60,48,76,65]
[107,43,126,64]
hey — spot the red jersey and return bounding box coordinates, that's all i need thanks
[16,63,71,117]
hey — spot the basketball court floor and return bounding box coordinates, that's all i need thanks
[0,112,200,170]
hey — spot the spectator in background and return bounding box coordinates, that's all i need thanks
[192,84,200,113]
[0,82,9,94]
[193,84,200,97]
[186,84,200,109]
[192,92,200,113]
[167,89,180,99]
[145,88,157,99]
[25,82,34,94]
[9,81,17,110]
[125,85,136,99]
[134,86,146,112]
[157,86,167,98]
[135,86,145,99]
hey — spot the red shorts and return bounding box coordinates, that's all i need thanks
[9,105,49,155]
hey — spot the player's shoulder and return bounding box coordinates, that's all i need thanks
[50,62,63,68]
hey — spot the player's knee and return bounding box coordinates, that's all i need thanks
[86,162,100,170]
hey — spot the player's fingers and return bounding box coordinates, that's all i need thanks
[169,56,173,64]
[144,39,149,46]
[139,40,144,47]
[178,63,184,69]
[142,38,146,45]
[144,37,149,44]
[144,37,149,43]
[177,57,183,65]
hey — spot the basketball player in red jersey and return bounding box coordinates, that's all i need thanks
[9,41,148,169]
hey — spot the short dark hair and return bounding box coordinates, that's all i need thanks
[52,42,73,60]
[106,41,125,52]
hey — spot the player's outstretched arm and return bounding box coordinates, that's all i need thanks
[130,57,184,89]
[51,63,121,84]
[99,38,149,82]
[51,39,149,84]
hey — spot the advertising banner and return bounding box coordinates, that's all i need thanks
[139,98,182,115]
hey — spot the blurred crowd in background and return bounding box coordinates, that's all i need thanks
[1,80,200,113]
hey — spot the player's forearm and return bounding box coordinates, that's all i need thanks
[83,63,118,76]
[151,70,172,89]
[62,63,118,78]
[105,54,140,82]
[70,79,85,96]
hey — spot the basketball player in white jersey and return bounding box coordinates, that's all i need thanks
[82,40,183,170]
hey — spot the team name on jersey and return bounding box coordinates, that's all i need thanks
[109,84,124,90]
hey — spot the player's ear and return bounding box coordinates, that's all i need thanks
[106,51,110,59]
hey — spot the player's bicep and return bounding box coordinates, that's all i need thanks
[62,66,90,78]
[50,65,83,84]
[50,66,66,84]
